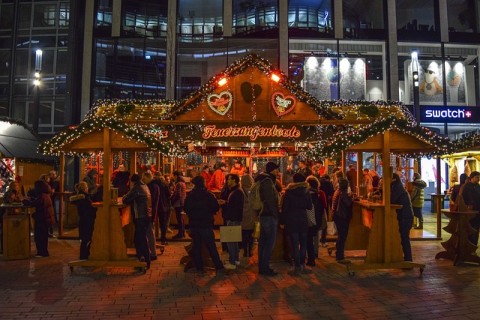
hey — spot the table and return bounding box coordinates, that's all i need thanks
[436,209,480,265]
[1,203,33,260]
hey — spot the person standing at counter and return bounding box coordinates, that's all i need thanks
[83,169,99,195]
[297,160,312,178]
[70,182,96,260]
[256,161,281,276]
[200,165,212,187]
[184,175,225,275]
[208,162,226,191]
[306,175,327,266]
[153,171,171,245]
[410,173,427,229]
[29,177,56,257]
[122,174,152,269]
[143,171,159,260]
[230,160,245,176]
[390,173,414,262]
[281,173,313,275]
[240,170,256,257]
[170,170,187,240]
[332,178,353,262]
[460,171,480,246]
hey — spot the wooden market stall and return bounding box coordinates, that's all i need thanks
[312,117,452,275]
[39,53,452,273]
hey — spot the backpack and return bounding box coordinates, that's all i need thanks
[249,180,263,213]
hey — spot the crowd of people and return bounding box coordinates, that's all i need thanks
[2,158,461,277]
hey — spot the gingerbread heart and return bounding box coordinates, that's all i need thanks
[271,92,296,117]
[241,82,262,103]
[207,91,233,116]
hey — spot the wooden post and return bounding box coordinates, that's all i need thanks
[436,157,442,239]
[382,131,392,263]
[356,152,363,195]
[58,154,65,236]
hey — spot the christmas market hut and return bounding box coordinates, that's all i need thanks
[0,117,54,195]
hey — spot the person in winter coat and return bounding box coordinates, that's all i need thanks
[112,165,130,197]
[170,171,187,239]
[143,171,159,260]
[200,164,212,187]
[208,162,226,191]
[184,175,225,275]
[460,171,480,245]
[240,171,256,257]
[122,174,152,269]
[305,175,327,266]
[319,174,334,247]
[70,181,97,260]
[256,161,281,276]
[83,169,99,195]
[390,173,414,262]
[332,178,353,262]
[281,173,313,275]
[29,178,56,257]
[410,172,427,229]
[153,171,171,245]
[219,174,244,269]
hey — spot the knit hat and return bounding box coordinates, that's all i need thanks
[293,173,306,183]
[192,175,205,188]
[470,171,480,178]
[265,161,279,173]
[338,178,349,190]
[130,174,141,183]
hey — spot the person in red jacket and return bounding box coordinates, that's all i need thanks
[200,165,212,187]
[208,162,226,191]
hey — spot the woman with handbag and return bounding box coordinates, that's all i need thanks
[332,178,353,262]
[305,175,327,266]
[170,171,187,239]
[281,173,313,275]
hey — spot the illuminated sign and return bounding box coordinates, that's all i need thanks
[207,91,232,115]
[271,92,296,117]
[202,125,301,141]
[420,106,480,123]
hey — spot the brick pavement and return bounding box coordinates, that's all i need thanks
[1,237,480,319]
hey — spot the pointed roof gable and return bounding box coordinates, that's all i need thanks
[171,53,340,122]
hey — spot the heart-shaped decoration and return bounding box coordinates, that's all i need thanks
[271,92,296,117]
[240,82,262,103]
[207,90,233,116]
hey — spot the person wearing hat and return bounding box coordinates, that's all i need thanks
[208,162,226,191]
[281,173,313,275]
[460,171,480,245]
[122,173,152,269]
[83,169,99,195]
[332,178,353,262]
[390,173,414,262]
[254,161,281,276]
[184,175,225,275]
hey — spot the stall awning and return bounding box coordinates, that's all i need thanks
[0,120,52,160]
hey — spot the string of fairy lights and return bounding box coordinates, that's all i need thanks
[36,53,465,161]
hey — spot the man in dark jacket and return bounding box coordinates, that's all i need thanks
[184,175,225,275]
[281,173,313,274]
[153,171,171,245]
[143,171,159,260]
[220,174,244,270]
[319,174,334,247]
[332,178,353,262]
[256,161,281,276]
[123,174,152,269]
[390,173,414,262]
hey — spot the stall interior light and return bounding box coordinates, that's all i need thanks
[271,73,281,82]
[217,77,228,86]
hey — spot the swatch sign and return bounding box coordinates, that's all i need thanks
[420,106,479,123]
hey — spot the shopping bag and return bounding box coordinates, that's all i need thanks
[252,221,261,239]
[220,225,242,242]
[326,221,337,236]
[306,205,316,227]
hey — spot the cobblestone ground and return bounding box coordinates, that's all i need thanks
[1,236,480,320]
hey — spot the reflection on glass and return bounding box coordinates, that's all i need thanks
[447,0,477,33]
[233,0,278,36]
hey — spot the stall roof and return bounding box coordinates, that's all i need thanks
[0,118,53,161]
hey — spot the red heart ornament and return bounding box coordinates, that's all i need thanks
[271,92,296,117]
[208,91,233,116]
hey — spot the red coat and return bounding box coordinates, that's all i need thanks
[208,169,225,191]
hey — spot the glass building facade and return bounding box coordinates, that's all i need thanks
[1,0,480,138]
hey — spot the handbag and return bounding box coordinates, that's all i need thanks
[306,205,316,227]
[327,221,337,236]
[252,221,261,239]
[220,225,242,242]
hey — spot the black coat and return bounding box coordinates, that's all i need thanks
[222,185,244,222]
[184,187,219,228]
[281,181,313,234]
[390,181,414,220]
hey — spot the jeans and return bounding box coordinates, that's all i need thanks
[333,216,350,261]
[78,212,96,260]
[226,220,240,264]
[134,217,151,266]
[306,226,318,263]
[34,216,49,256]
[190,226,224,271]
[413,206,423,222]
[242,229,254,256]
[288,231,308,267]
[398,216,413,261]
[158,209,169,242]
[174,206,185,236]
[258,215,278,273]
[146,220,156,257]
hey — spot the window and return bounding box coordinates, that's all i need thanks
[233,0,277,36]
[288,0,333,37]
[343,0,385,40]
